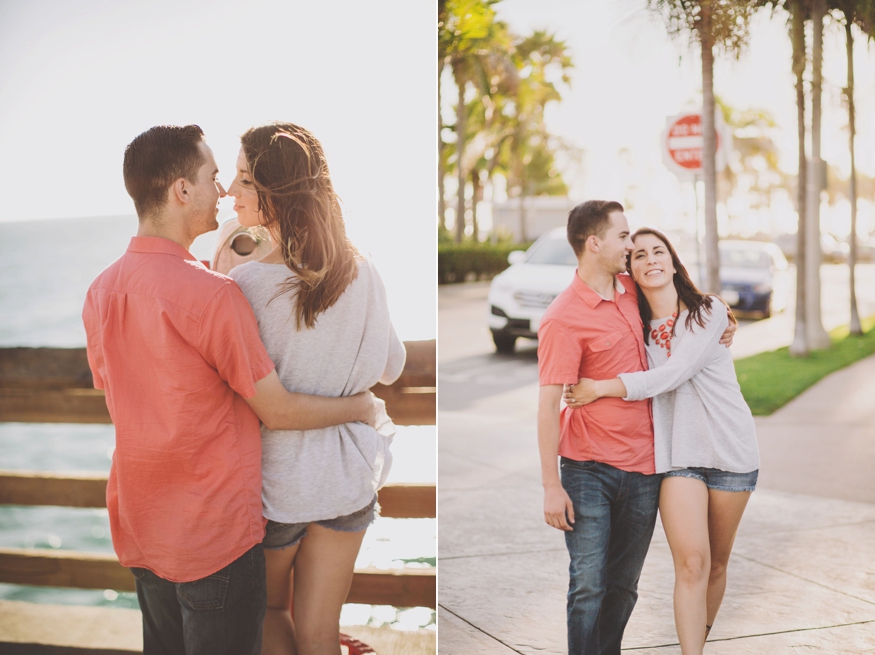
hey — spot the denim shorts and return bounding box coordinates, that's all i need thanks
[664,467,758,492]
[262,495,378,550]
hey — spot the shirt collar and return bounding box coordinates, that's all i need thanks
[572,271,626,309]
[127,236,198,262]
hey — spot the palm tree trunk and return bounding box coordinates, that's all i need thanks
[790,0,809,357]
[455,73,467,244]
[805,0,831,349]
[700,5,720,295]
[471,168,481,242]
[847,19,862,335]
[438,59,447,233]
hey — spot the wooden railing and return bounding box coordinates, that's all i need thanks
[0,340,436,612]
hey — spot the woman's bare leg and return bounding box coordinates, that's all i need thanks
[660,476,710,655]
[292,523,366,655]
[262,543,301,655]
[705,490,751,633]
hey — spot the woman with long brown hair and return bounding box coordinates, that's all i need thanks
[564,228,759,655]
[226,122,406,655]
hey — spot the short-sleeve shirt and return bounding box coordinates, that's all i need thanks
[538,272,655,474]
[82,236,275,582]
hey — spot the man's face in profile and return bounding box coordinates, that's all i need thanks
[185,141,225,238]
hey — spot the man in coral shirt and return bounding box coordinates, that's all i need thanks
[83,125,378,655]
[537,200,732,655]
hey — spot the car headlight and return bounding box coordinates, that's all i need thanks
[491,279,513,293]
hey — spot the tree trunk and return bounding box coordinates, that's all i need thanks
[455,71,467,244]
[805,0,831,349]
[790,1,809,357]
[700,6,720,295]
[438,59,446,232]
[471,168,481,242]
[847,20,862,335]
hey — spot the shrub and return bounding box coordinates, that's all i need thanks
[438,242,531,284]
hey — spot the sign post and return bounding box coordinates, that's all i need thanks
[661,111,730,285]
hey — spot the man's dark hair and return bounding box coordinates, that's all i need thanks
[123,125,206,219]
[567,200,624,257]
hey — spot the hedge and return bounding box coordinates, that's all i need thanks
[438,242,531,284]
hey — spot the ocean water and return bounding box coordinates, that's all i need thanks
[0,216,436,629]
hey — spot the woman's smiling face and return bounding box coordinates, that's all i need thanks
[630,233,676,290]
[226,147,264,228]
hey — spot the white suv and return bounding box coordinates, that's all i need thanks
[487,228,577,353]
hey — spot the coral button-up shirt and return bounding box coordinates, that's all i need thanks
[538,272,655,474]
[82,236,275,582]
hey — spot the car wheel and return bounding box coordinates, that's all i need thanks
[491,330,517,354]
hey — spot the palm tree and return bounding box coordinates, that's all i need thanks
[441,0,512,243]
[647,0,757,294]
[505,30,573,242]
[835,0,875,335]
[438,1,449,233]
[788,0,809,356]
[804,0,832,350]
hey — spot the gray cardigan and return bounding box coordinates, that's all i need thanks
[618,300,759,475]
[230,257,406,523]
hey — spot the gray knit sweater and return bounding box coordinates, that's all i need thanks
[618,300,759,475]
[229,257,406,523]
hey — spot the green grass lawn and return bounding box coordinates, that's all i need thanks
[735,315,875,416]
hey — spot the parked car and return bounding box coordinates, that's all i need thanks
[718,240,791,318]
[487,231,792,354]
[487,228,576,353]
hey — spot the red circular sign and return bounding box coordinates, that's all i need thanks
[666,114,720,171]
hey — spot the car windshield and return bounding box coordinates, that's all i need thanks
[525,238,577,266]
[720,247,771,269]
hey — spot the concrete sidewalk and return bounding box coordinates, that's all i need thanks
[439,345,875,653]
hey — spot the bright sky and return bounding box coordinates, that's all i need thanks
[459,0,875,238]
[0,0,435,340]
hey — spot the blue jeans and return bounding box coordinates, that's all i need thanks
[561,458,662,655]
[131,544,266,655]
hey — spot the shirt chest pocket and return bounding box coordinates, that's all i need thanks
[588,329,623,353]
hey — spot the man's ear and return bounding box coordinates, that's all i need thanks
[171,178,189,205]
[586,235,600,253]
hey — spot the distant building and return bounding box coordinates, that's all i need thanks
[491,196,575,243]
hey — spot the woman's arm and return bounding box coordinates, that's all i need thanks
[563,377,627,406]
[620,305,728,401]
[245,370,378,430]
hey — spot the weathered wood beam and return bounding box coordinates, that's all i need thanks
[347,567,436,609]
[0,472,435,519]
[0,550,436,609]
[0,341,436,426]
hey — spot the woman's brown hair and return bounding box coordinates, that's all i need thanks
[240,122,359,329]
[629,227,730,344]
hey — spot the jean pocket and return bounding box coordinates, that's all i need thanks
[562,458,599,471]
[130,567,148,581]
[177,566,231,611]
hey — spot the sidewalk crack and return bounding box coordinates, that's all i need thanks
[439,604,527,654]
[621,618,875,650]
[732,552,875,607]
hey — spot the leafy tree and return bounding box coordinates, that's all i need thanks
[500,30,574,241]
[646,0,758,294]
[440,0,513,243]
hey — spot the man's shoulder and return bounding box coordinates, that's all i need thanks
[90,250,238,312]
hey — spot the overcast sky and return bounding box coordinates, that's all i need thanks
[0,0,435,339]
